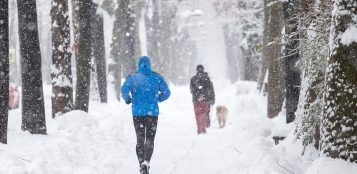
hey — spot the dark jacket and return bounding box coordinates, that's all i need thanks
[121,56,171,116]
[190,72,215,104]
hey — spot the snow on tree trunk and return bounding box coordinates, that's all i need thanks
[51,0,74,118]
[295,0,330,151]
[75,1,93,112]
[17,0,46,134]
[91,3,107,103]
[0,0,9,143]
[266,0,285,118]
[321,0,357,163]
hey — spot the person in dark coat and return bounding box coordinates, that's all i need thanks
[190,65,215,134]
[121,56,171,174]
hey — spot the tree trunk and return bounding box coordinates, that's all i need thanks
[258,0,270,92]
[321,0,357,163]
[223,25,239,83]
[51,0,74,118]
[133,0,143,59]
[71,0,79,56]
[0,0,9,143]
[145,0,160,72]
[266,0,285,118]
[122,0,138,77]
[283,0,300,123]
[295,0,330,150]
[75,1,93,112]
[91,3,107,103]
[109,0,128,101]
[17,0,46,134]
[159,1,175,80]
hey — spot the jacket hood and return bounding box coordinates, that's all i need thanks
[138,56,152,75]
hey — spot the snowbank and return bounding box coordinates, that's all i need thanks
[305,157,357,174]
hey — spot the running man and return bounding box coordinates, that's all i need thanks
[121,56,171,174]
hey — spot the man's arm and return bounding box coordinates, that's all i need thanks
[209,80,215,105]
[158,76,171,102]
[190,77,197,95]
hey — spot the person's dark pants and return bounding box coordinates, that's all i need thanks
[133,116,158,165]
[194,102,209,134]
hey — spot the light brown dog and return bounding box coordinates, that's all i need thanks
[216,105,228,128]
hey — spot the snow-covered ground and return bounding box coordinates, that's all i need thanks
[1,81,356,174]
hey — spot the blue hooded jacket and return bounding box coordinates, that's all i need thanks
[121,56,171,117]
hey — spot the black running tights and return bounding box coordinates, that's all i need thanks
[133,116,158,165]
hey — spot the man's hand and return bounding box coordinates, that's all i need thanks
[125,98,132,105]
[198,95,204,102]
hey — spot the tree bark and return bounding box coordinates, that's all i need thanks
[283,0,300,123]
[258,0,270,92]
[51,0,74,118]
[71,0,79,56]
[266,0,285,118]
[91,3,107,103]
[322,0,357,163]
[0,0,9,143]
[17,0,46,134]
[75,1,93,112]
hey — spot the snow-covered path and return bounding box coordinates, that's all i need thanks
[2,82,356,174]
[0,82,357,174]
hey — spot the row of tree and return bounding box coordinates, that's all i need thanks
[258,0,356,163]
[1,0,194,144]
[0,0,108,144]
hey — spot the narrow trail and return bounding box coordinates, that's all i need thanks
[116,83,275,174]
